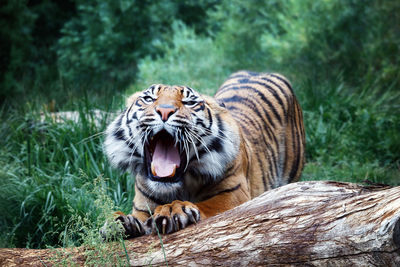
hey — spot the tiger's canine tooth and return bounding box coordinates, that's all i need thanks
[167,164,177,178]
[151,162,157,176]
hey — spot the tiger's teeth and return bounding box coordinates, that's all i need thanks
[151,163,177,178]
[151,162,157,176]
[167,164,177,178]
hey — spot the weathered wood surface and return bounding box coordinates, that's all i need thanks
[1,181,399,266]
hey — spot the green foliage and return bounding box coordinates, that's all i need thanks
[57,0,218,87]
[0,0,35,101]
[0,0,217,102]
[135,22,229,95]
[298,78,400,185]
[55,175,131,266]
[0,0,76,103]
[0,102,134,248]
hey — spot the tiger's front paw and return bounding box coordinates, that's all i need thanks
[146,200,201,235]
[100,212,149,240]
[116,213,149,238]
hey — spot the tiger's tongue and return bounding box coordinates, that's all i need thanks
[151,139,180,178]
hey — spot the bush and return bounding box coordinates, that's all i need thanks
[0,0,35,102]
[57,0,218,88]
[134,22,229,95]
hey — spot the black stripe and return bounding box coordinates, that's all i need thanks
[260,77,290,104]
[221,86,282,125]
[128,150,141,157]
[288,103,302,182]
[126,140,136,150]
[193,103,205,112]
[136,185,167,205]
[206,107,213,130]
[270,74,293,94]
[126,103,134,122]
[114,128,125,141]
[228,79,289,111]
[220,94,276,129]
[133,202,150,214]
[256,155,268,190]
[287,102,298,181]
[171,118,188,125]
[228,106,276,147]
[118,161,129,171]
[216,113,226,138]
[228,105,279,187]
[209,137,223,153]
[150,85,155,94]
[196,113,225,158]
[126,111,134,137]
[223,163,238,178]
[195,118,207,129]
[239,105,277,190]
[196,135,223,159]
[131,111,138,120]
[186,87,194,94]
[218,85,283,125]
[141,118,155,123]
[175,114,187,119]
[202,183,241,201]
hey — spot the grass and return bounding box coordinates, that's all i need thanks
[298,77,400,185]
[0,95,135,249]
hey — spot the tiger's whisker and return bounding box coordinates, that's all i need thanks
[78,131,107,144]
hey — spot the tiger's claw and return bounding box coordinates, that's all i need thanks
[146,200,201,235]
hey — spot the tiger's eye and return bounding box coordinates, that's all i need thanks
[143,96,154,103]
[183,101,197,107]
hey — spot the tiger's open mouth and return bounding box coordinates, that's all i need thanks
[145,130,187,183]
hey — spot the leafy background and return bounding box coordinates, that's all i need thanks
[0,0,399,248]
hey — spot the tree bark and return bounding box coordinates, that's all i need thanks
[1,181,400,266]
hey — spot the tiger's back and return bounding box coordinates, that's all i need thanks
[215,71,305,198]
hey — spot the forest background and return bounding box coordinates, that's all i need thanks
[0,0,399,249]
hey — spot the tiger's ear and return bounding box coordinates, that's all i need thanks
[216,100,226,108]
[125,92,141,107]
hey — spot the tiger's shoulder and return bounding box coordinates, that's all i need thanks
[215,70,294,109]
[215,70,305,195]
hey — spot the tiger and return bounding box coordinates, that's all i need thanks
[100,71,305,238]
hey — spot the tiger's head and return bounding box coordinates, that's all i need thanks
[104,85,240,194]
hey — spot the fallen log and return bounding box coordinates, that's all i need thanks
[1,181,399,266]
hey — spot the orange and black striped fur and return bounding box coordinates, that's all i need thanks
[100,71,305,238]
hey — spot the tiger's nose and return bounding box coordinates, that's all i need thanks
[156,104,177,122]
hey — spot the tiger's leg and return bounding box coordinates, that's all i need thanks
[114,209,150,238]
[147,176,250,234]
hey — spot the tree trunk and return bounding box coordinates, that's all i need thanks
[1,181,400,266]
